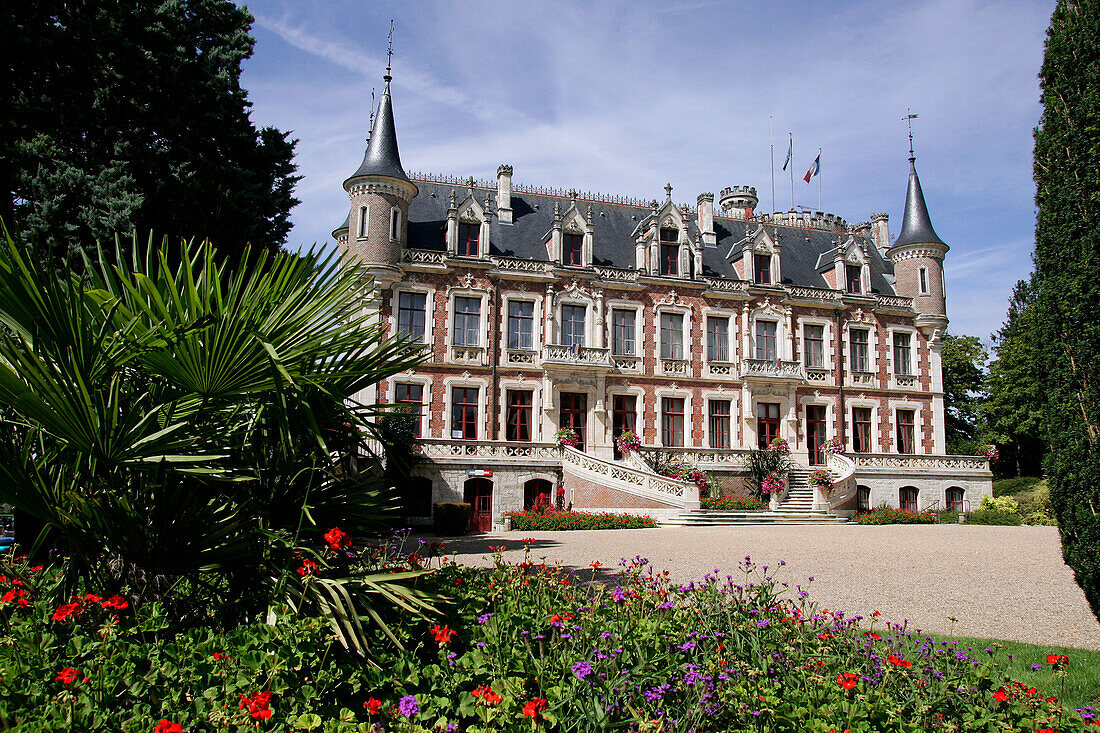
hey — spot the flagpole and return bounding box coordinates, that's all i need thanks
[817,148,822,211]
[789,133,794,211]
[769,117,775,217]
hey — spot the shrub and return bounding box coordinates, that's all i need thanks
[980,495,1020,513]
[993,475,1044,497]
[967,509,1024,526]
[747,446,790,501]
[936,508,960,524]
[433,502,472,535]
[507,510,656,531]
[701,496,766,511]
[854,507,937,525]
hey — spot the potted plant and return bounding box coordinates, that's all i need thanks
[614,430,641,456]
[555,427,580,448]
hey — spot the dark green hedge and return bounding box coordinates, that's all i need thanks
[433,502,471,536]
[701,496,766,511]
[508,510,656,531]
[966,509,1024,526]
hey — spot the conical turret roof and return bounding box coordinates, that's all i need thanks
[345,82,411,186]
[893,158,945,248]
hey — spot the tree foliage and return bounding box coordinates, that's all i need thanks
[940,331,988,455]
[1032,0,1100,621]
[983,279,1046,476]
[1,0,299,265]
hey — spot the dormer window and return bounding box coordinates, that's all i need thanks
[754,253,772,284]
[660,228,679,276]
[458,222,480,257]
[846,264,862,294]
[563,233,583,267]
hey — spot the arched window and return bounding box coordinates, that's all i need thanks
[524,479,554,511]
[946,487,965,512]
[900,486,919,513]
[857,485,871,513]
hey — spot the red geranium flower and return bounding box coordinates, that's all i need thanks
[431,624,456,644]
[51,601,82,622]
[992,686,1008,702]
[323,527,352,551]
[1046,653,1069,667]
[154,720,183,733]
[55,667,81,685]
[84,594,102,603]
[523,697,548,720]
[297,559,319,576]
[886,654,913,668]
[472,685,502,705]
[101,595,129,610]
[363,697,382,714]
[836,673,859,690]
[590,561,601,570]
[239,690,273,720]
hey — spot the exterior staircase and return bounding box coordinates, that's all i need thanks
[663,465,847,526]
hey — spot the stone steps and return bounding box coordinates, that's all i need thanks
[663,510,847,526]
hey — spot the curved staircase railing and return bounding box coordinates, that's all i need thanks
[823,452,857,510]
[561,446,700,509]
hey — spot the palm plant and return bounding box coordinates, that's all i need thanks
[0,229,433,652]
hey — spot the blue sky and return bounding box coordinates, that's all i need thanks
[238,0,1052,342]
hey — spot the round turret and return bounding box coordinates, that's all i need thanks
[718,186,758,218]
[887,158,949,336]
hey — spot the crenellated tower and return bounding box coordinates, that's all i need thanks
[887,155,949,339]
[342,70,417,287]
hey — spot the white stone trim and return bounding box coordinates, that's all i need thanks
[796,316,833,370]
[702,306,737,364]
[447,288,490,348]
[607,300,643,357]
[701,389,737,449]
[655,303,691,367]
[442,376,490,441]
[887,398,925,455]
[501,292,543,355]
[887,325,919,388]
[498,379,543,442]
[388,374,433,439]
[655,386,694,448]
[845,397,881,454]
[750,303,788,361]
[390,282,436,347]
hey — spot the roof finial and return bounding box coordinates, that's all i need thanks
[366,88,376,143]
[384,19,395,83]
[904,109,918,161]
[664,182,673,201]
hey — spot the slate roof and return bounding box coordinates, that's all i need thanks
[400,179,898,295]
[344,83,412,186]
[893,158,945,248]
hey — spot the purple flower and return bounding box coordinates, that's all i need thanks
[573,661,593,679]
[398,695,419,717]
[478,613,492,624]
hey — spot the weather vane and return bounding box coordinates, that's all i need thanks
[904,109,919,158]
[385,19,395,82]
[366,88,375,143]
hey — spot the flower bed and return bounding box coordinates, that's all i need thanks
[508,509,657,531]
[0,550,1095,731]
[701,496,767,511]
[855,507,937,525]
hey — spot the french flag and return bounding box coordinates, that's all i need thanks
[803,153,820,183]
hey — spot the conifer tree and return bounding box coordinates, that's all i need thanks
[1033,0,1100,620]
[1,0,300,265]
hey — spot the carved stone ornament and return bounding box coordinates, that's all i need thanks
[462,370,471,380]
[659,289,680,305]
[460,211,480,224]
[461,273,475,288]
[565,221,583,234]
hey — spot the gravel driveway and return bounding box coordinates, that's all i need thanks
[435,524,1100,650]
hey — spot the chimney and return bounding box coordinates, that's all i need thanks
[871,212,890,256]
[854,221,872,237]
[697,192,715,247]
[497,164,513,224]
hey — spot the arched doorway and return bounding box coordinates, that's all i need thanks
[900,486,919,513]
[524,479,554,511]
[946,487,965,512]
[464,478,494,532]
[856,485,871,513]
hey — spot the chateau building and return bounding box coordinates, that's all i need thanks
[334,75,992,530]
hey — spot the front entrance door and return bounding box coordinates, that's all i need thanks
[464,478,493,532]
[806,405,827,465]
[757,402,780,449]
[560,392,588,451]
[612,395,637,459]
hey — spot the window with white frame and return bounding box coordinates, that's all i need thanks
[893,332,913,376]
[919,267,928,295]
[612,309,636,356]
[390,208,401,240]
[896,409,916,454]
[849,328,870,372]
[660,312,684,360]
[394,383,424,438]
[453,296,481,346]
[803,324,824,368]
[755,320,778,361]
[358,207,369,237]
[852,406,872,453]
[451,386,479,440]
[708,399,731,449]
[707,316,729,361]
[396,291,427,343]
[561,304,586,348]
[563,233,583,267]
[507,300,535,350]
[662,396,685,447]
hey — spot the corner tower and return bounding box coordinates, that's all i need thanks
[342,72,417,285]
[887,156,949,337]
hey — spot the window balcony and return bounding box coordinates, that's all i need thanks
[741,358,804,382]
[613,355,641,373]
[804,367,832,384]
[449,344,486,365]
[849,370,877,387]
[659,358,688,376]
[542,344,612,371]
[705,361,737,378]
[505,348,539,366]
[892,373,919,390]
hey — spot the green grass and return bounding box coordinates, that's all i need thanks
[926,633,1100,710]
[991,475,1057,525]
